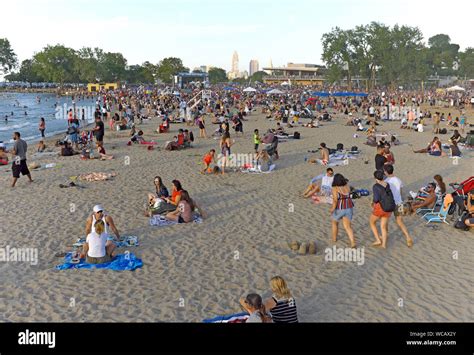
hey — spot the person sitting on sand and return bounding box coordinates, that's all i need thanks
[0,143,9,165]
[317,142,329,165]
[366,132,377,147]
[165,190,206,223]
[85,205,121,241]
[263,276,298,323]
[448,139,461,157]
[148,176,169,204]
[464,190,474,229]
[79,219,117,264]
[303,168,334,198]
[262,130,279,160]
[201,149,216,174]
[37,140,46,153]
[97,142,114,160]
[130,130,145,144]
[413,137,441,156]
[408,183,437,213]
[239,293,273,323]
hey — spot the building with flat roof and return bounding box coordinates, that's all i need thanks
[249,60,259,76]
[262,63,325,86]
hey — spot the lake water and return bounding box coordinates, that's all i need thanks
[0,92,97,144]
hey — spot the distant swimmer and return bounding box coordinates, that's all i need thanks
[5,115,8,123]
[24,111,28,116]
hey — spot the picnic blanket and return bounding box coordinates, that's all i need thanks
[149,214,203,226]
[56,252,143,271]
[72,236,139,248]
[203,312,249,323]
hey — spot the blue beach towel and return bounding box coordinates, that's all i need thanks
[203,312,249,323]
[56,252,143,271]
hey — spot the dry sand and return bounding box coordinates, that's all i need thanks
[0,107,473,322]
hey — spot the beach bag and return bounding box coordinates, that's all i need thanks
[379,184,396,212]
[293,132,300,139]
[189,131,194,142]
[336,143,344,151]
[351,146,359,153]
[439,128,447,134]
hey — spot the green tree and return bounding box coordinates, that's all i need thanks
[250,70,265,83]
[0,38,18,74]
[321,27,356,89]
[125,62,156,84]
[208,67,227,84]
[156,57,188,83]
[427,34,460,76]
[6,59,44,82]
[99,52,127,82]
[33,44,79,83]
[459,48,474,78]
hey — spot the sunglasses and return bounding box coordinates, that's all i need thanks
[96,210,103,214]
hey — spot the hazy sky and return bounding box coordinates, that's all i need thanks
[1,0,472,73]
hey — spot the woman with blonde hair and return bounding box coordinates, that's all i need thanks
[81,220,117,264]
[264,276,298,323]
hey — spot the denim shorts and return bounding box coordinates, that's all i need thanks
[332,208,353,221]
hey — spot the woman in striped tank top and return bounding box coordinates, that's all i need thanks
[264,276,298,323]
[330,174,356,248]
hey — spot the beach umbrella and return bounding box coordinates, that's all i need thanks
[446,85,465,92]
[267,89,284,95]
[243,87,257,92]
[223,86,234,91]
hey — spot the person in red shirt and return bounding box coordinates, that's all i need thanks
[201,149,216,174]
[177,129,185,147]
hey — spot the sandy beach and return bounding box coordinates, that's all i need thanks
[0,107,473,322]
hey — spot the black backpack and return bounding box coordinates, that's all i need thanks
[378,184,396,212]
[189,131,194,142]
[336,143,344,151]
[293,132,300,139]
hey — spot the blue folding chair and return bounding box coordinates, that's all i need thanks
[423,200,451,225]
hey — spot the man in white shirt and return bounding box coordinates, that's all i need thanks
[303,168,334,198]
[383,165,413,247]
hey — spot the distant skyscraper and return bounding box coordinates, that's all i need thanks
[249,60,259,76]
[232,51,239,76]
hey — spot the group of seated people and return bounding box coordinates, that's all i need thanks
[164,129,194,150]
[145,177,206,222]
[239,276,299,323]
[413,136,461,157]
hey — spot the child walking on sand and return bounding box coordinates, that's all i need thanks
[253,129,261,153]
[201,149,216,174]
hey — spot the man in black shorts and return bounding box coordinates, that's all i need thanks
[92,116,105,144]
[11,132,33,187]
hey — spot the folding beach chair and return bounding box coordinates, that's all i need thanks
[416,193,444,216]
[423,200,451,225]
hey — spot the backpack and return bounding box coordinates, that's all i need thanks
[336,143,344,151]
[293,132,300,139]
[378,184,396,212]
[189,131,194,142]
[439,128,447,134]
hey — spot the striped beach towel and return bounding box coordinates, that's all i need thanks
[203,312,249,323]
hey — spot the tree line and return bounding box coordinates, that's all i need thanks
[321,22,474,89]
[1,22,474,87]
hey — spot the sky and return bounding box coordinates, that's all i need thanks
[1,0,472,73]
